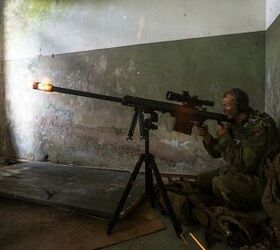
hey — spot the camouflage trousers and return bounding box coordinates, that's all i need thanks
[196,168,266,210]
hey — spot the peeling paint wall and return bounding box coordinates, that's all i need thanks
[265,15,280,124]
[2,1,266,174]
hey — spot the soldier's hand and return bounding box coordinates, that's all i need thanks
[197,125,209,137]
[197,125,212,145]
[216,124,228,137]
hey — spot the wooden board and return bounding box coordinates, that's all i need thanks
[0,161,145,219]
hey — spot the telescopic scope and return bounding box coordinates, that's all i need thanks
[166,91,214,107]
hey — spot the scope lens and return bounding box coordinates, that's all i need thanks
[166,91,172,100]
[166,91,180,101]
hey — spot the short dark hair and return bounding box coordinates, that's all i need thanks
[223,88,249,112]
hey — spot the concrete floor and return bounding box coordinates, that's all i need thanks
[0,160,224,250]
[0,196,227,250]
[105,219,221,250]
[105,213,227,250]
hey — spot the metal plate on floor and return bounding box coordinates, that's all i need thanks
[0,161,145,219]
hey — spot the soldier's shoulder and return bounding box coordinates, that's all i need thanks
[245,110,278,138]
[247,110,276,128]
[243,111,267,136]
[245,110,264,127]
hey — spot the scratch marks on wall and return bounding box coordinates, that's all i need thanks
[128,59,136,73]
[95,55,108,74]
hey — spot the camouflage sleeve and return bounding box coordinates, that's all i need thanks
[216,121,268,173]
[203,137,222,158]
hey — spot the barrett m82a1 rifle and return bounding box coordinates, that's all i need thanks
[33,82,228,244]
[32,82,228,135]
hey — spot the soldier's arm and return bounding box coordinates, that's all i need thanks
[203,138,222,158]
[197,125,221,158]
[216,121,267,173]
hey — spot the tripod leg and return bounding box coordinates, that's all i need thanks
[145,156,155,207]
[107,154,145,234]
[150,157,183,237]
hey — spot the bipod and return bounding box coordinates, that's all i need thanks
[107,109,187,244]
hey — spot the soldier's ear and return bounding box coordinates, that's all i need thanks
[234,89,249,112]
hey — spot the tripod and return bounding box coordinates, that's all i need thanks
[107,109,186,241]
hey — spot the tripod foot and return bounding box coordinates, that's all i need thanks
[180,232,188,246]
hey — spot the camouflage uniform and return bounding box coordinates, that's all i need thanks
[196,108,279,210]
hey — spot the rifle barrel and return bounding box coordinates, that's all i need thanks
[33,83,228,124]
[52,86,123,103]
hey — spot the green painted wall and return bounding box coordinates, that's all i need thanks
[265,15,280,125]
[2,31,265,173]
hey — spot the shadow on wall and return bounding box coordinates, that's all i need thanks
[0,2,16,158]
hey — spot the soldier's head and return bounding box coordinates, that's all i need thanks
[222,88,249,120]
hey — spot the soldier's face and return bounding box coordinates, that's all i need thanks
[222,94,239,120]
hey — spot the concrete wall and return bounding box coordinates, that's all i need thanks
[5,0,266,60]
[266,0,280,29]
[265,14,280,124]
[1,1,266,174]
[0,1,3,88]
[3,33,265,174]
[0,1,8,157]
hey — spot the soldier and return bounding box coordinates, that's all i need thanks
[196,88,279,210]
